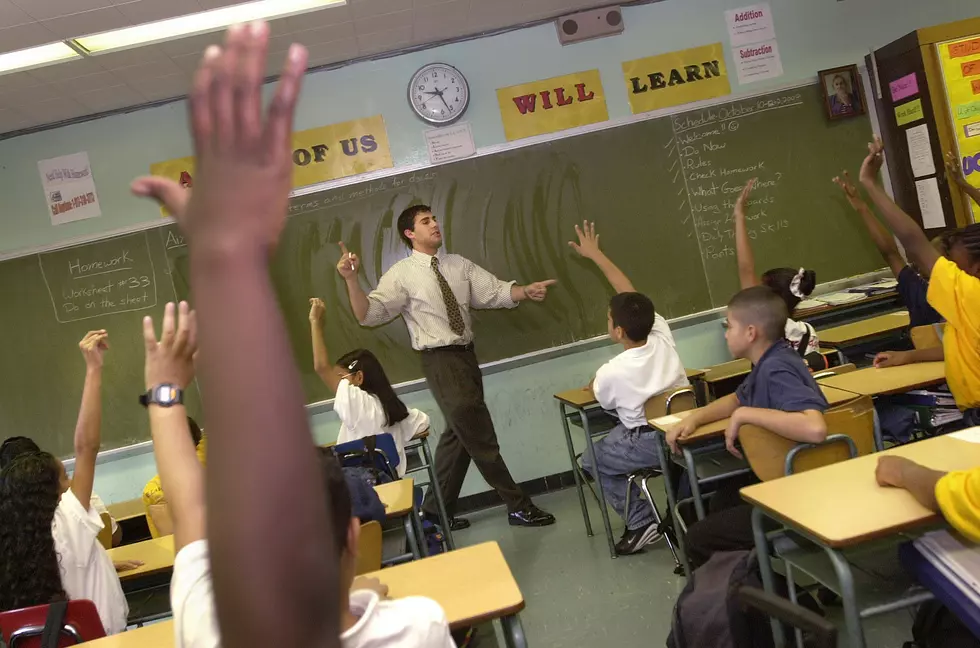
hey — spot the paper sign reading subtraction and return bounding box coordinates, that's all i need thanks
[733,38,783,84]
[905,124,936,178]
[424,122,477,164]
[915,177,946,229]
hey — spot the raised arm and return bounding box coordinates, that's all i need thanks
[947,151,980,207]
[859,136,941,276]
[833,171,905,276]
[337,242,370,323]
[308,298,342,392]
[70,330,108,507]
[734,179,761,289]
[131,25,338,647]
[143,302,205,552]
[568,220,635,293]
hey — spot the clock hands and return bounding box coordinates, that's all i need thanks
[423,87,453,114]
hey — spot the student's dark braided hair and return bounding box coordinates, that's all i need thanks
[943,223,980,264]
[0,452,68,611]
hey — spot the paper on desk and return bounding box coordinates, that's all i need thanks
[951,427,980,444]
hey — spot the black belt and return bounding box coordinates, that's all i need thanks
[421,343,474,353]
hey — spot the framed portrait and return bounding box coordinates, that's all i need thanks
[818,65,866,121]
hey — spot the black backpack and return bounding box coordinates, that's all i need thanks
[905,600,980,648]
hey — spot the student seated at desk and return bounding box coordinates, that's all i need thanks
[859,137,980,427]
[667,287,829,569]
[734,179,819,356]
[833,171,943,327]
[142,416,205,538]
[0,331,128,635]
[309,297,429,479]
[568,220,689,555]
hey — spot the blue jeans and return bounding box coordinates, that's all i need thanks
[581,423,661,531]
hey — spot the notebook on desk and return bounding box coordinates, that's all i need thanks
[815,292,867,305]
[915,530,980,607]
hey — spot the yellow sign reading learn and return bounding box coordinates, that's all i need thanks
[622,43,731,114]
[149,115,393,216]
[496,69,608,141]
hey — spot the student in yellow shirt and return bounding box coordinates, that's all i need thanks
[858,136,980,426]
[142,419,206,538]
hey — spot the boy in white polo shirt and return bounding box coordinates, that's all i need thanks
[570,221,689,555]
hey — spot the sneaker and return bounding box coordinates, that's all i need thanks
[614,521,661,555]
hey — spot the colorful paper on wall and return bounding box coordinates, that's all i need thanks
[38,152,102,226]
[496,70,608,141]
[150,116,393,216]
[894,98,924,126]
[889,73,919,102]
[622,43,731,114]
[939,34,980,219]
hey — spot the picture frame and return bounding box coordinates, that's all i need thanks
[818,64,866,121]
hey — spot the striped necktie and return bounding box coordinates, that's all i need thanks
[431,256,465,335]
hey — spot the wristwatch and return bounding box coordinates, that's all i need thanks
[139,384,184,408]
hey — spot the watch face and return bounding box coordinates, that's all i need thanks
[408,63,469,125]
[155,385,178,405]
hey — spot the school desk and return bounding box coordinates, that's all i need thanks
[82,619,174,647]
[700,349,840,401]
[816,310,911,349]
[898,541,980,640]
[554,368,705,559]
[794,288,900,328]
[106,498,145,522]
[366,541,528,648]
[108,534,176,583]
[403,429,456,551]
[742,429,980,648]
[374,477,426,561]
[819,361,946,396]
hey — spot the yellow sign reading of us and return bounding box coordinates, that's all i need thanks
[622,43,731,114]
[496,69,608,142]
[149,115,393,216]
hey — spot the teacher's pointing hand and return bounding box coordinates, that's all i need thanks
[336,241,360,279]
[522,279,557,302]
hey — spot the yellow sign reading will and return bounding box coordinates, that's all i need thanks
[894,98,924,126]
[496,69,608,141]
[622,43,731,114]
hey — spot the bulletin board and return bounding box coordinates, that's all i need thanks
[938,34,980,222]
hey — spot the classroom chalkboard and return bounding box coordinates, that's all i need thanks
[0,81,883,454]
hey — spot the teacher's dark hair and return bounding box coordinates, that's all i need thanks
[397,205,432,248]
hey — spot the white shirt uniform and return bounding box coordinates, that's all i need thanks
[171,540,220,648]
[361,250,517,350]
[88,493,119,537]
[52,490,128,635]
[592,314,689,429]
[334,378,430,477]
[785,318,820,356]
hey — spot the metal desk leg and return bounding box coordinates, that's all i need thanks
[656,435,692,576]
[500,614,528,648]
[559,402,593,537]
[403,516,422,559]
[682,447,707,520]
[411,504,428,558]
[419,436,456,550]
[752,507,785,648]
[825,546,865,648]
[582,411,617,558]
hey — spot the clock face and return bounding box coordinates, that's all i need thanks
[408,63,469,125]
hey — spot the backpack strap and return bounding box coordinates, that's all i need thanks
[40,600,69,648]
[796,327,811,358]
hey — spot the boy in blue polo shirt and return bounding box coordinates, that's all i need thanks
[666,286,829,568]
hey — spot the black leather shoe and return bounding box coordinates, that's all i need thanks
[508,505,556,527]
[424,512,471,531]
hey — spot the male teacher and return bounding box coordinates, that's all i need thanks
[337,204,557,529]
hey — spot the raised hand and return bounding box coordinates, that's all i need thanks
[308,297,325,323]
[130,23,308,256]
[143,301,197,390]
[832,171,863,209]
[945,151,967,187]
[734,178,757,219]
[336,241,359,279]
[79,330,109,369]
[859,135,885,186]
[523,279,557,302]
[568,220,602,259]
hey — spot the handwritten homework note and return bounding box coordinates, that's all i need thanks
[915,177,946,229]
[889,73,919,102]
[895,99,924,126]
[906,124,936,178]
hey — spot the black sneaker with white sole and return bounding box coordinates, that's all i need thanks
[614,521,662,555]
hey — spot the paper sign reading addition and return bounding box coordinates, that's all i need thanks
[889,73,919,102]
[724,3,775,47]
[733,38,783,84]
[424,122,477,164]
[966,123,980,138]
[915,177,946,229]
[906,124,936,178]
[949,37,980,59]
[895,98,924,126]
[957,100,980,121]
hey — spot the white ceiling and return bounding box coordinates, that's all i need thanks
[0,0,621,136]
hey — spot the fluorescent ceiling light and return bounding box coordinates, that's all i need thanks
[0,42,79,76]
[75,0,347,54]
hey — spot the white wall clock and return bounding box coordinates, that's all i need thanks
[408,63,469,125]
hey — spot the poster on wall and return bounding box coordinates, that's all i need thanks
[725,4,783,85]
[38,152,102,226]
[495,70,608,141]
[622,43,731,114]
[939,34,980,220]
[149,115,393,216]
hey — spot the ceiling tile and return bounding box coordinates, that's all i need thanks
[42,7,131,38]
[0,83,61,107]
[0,71,43,91]
[15,97,88,126]
[89,45,170,69]
[127,71,191,101]
[54,70,127,95]
[196,0,243,7]
[157,29,225,57]
[268,22,352,53]
[0,22,59,54]
[467,0,532,32]
[0,107,33,133]
[414,0,456,6]
[413,0,468,43]
[109,58,183,82]
[114,0,203,23]
[0,0,31,28]
[12,0,112,21]
[356,24,412,56]
[75,83,144,111]
[269,5,352,37]
[354,9,413,36]
[305,37,359,67]
[26,57,106,83]
[350,0,412,21]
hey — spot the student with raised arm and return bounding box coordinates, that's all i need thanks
[0,331,128,634]
[947,151,980,207]
[130,23,340,647]
[734,179,819,355]
[858,136,980,426]
[568,221,689,555]
[833,171,942,327]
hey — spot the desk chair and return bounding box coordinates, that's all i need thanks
[911,323,945,350]
[0,600,106,647]
[97,512,113,550]
[403,429,455,552]
[334,433,399,482]
[356,520,383,575]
